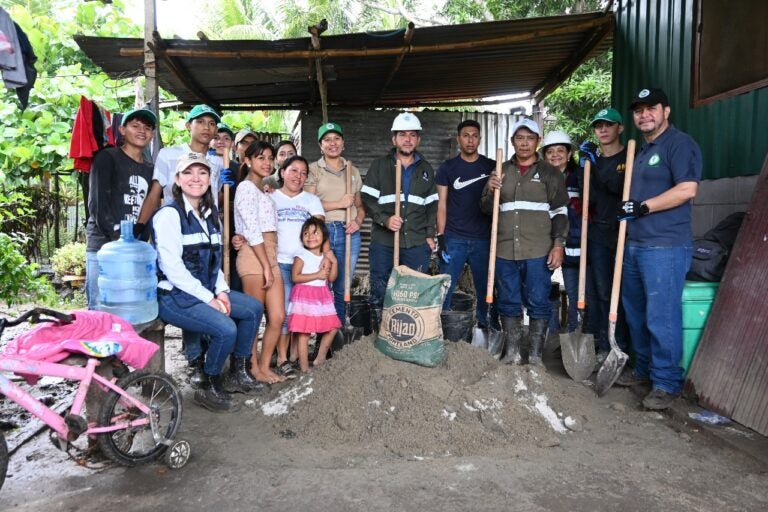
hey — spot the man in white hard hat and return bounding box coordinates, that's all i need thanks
[480,118,569,367]
[361,112,438,317]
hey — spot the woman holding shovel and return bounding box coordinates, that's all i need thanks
[305,122,366,326]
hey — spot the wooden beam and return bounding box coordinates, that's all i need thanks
[374,22,415,104]
[144,0,158,159]
[532,17,613,103]
[309,20,328,123]
[148,31,219,109]
[120,16,611,60]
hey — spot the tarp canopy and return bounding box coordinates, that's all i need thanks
[74,10,613,111]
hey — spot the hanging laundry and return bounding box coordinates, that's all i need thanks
[14,22,37,110]
[0,7,27,90]
[69,96,115,172]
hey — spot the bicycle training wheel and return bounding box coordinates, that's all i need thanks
[97,371,183,466]
[0,432,8,491]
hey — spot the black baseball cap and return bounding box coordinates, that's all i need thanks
[629,87,669,110]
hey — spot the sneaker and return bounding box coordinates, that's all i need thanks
[642,388,680,410]
[614,368,651,387]
[275,361,298,380]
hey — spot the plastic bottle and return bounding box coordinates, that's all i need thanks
[97,220,158,324]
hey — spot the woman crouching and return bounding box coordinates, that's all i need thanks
[153,153,266,413]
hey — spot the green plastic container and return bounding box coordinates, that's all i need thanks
[681,281,719,373]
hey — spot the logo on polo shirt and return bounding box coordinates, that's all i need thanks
[531,172,541,182]
[649,154,661,166]
[453,174,488,190]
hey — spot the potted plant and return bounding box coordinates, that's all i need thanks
[51,242,86,287]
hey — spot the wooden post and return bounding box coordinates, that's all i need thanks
[144,0,160,159]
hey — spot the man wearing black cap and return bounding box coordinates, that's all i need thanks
[85,108,157,309]
[615,88,702,410]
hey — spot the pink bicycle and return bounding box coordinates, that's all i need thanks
[0,308,190,491]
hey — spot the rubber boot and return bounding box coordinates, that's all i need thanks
[528,318,549,368]
[188,355,208,390]
[371,306,383,335]
[499,316,523,365]
[225,356,267,394]
[194,374,238,412]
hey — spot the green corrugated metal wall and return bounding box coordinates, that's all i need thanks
[612,0,768,179]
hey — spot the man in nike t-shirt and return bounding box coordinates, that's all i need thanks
[435,119,497,328]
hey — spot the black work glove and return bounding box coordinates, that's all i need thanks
[435,234,451,263]
[618,200,649,221]
[579,140,598,168]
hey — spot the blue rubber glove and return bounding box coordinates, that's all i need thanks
[618,199,649,221]
[435,234,451,263]
[220,167,236,187]
[579,140,598,168]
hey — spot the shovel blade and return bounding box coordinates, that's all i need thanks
[487,327,504,359]
[594,347,630,396]
[560,330,596,382]
[472,326,488,349]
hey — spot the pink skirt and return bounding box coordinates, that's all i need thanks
[288,283,341,334]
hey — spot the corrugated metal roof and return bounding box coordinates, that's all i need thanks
[685,156,768,437]
[74,11,612,110]
[612,0,768,179]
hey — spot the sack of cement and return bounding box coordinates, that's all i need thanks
[374,265,450,367]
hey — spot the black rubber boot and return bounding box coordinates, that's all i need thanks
[499,316,523,365]
[188,356,209,390]
[370,306,383,335]
[528,318,549,368]
[194,374,238,412]
[225,356,268,394]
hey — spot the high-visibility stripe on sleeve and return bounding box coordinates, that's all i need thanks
[500,201,550,212]
[549,206,568,218]
[361,185,380,198]
[565,247,580,257]
[567,191,580,199]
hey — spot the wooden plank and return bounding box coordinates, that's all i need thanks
[685,154,768,435]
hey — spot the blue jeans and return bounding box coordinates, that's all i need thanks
[621,245,691,394]
[588,243,629,352]
[279,262,294,334]
[369,241,431,308]
[495,256,552,320]
[158,290,263,376]
[562,264,599,334]
[439,235,497,327]
[327,222,362,324]
[86,251,99,310]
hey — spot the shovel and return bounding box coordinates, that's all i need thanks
[393,160,402,267]
[561,159,596,381]
[595,139,636,396]
[342,160,360,344]
[482,149,504,356]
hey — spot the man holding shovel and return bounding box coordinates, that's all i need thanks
[481,119,569,367]
[435,120,497,329]
[362,112,438,322]
[615,88,701,410]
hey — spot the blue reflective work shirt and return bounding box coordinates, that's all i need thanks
[628,125,702,247]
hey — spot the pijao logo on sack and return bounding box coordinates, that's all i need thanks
[384,304,425,348]
[648,154,661,166]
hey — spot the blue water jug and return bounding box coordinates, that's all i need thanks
[97,220,158,324]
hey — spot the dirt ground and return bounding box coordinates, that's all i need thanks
[1,319,767,512]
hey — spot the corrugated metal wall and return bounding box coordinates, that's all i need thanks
[612,0,768,179]
[298,109,516,276]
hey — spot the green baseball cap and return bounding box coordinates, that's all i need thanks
[590,108,623,126]
[317,122,343,141]
[121,108,157,128]
[186,104,221,123]
[217,122,234,138]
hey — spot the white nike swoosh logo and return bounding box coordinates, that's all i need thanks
[453,174,489,190]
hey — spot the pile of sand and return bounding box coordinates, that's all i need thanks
[260,336,587,457]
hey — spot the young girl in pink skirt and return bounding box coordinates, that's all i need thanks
[288,217,341,372]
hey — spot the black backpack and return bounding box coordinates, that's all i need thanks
[687,212,746,282]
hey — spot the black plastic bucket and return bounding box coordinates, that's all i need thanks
[450,291,475,312]
[441,310,474,342]
[349,295,372,334]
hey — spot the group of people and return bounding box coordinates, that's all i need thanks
[85,85,701,413]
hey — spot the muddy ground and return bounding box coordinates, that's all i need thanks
[1,315,767,512]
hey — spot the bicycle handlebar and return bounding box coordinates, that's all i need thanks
[0,308,74,336]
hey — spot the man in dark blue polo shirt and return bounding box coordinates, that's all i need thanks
[615,88,702,410]
[435,120,496,329]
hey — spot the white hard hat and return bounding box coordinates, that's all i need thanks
[541,130,573,150]
[391,112,422,132]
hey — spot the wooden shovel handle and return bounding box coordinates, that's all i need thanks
[577,160,591,310]
[393,160,402,267]
[223,184,231,285]
[609,139,636,320]
[344,160,352,302]
[486,148,503,304]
